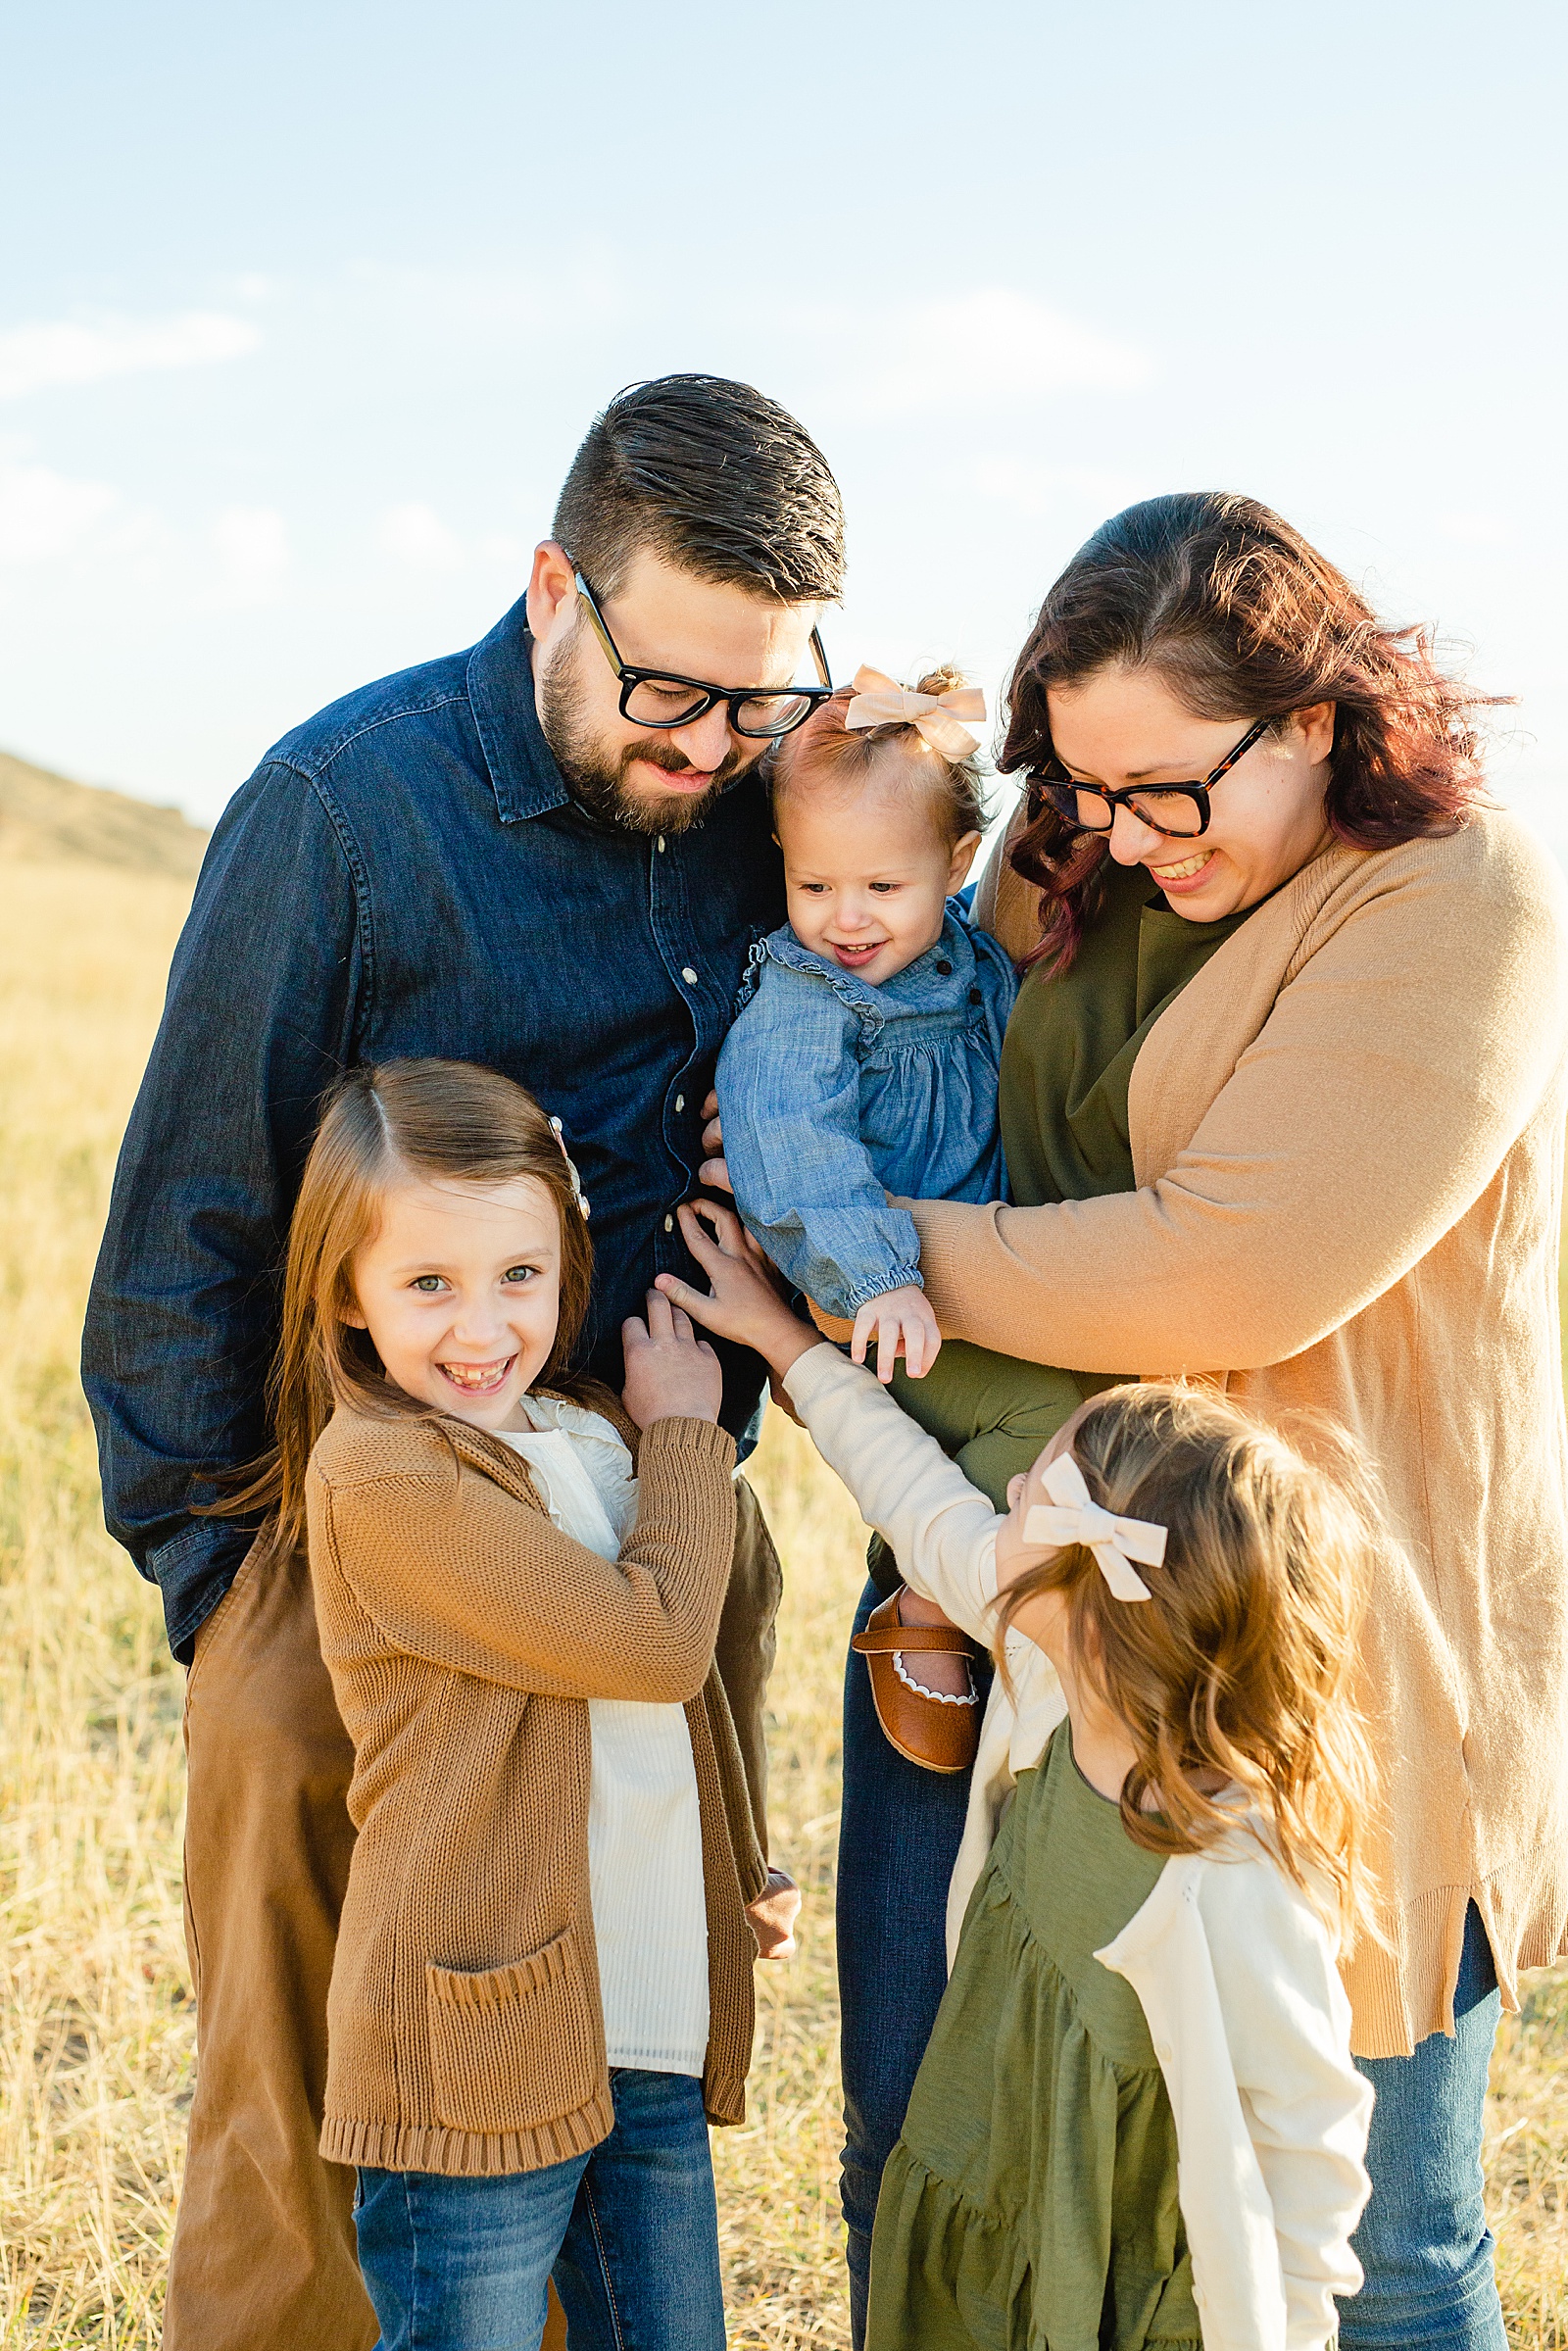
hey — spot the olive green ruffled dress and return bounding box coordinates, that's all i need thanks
[866,1723,1201,2350]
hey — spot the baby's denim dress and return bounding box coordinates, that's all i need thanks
[714,901,1017,1319]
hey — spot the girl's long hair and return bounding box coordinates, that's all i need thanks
[1003,491,1499,972]
[209,1057,595,1564]
[998,1382,1386,1946]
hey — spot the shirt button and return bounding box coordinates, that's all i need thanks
[935,958,953,976]
[969,986,984,1005]
[674,1094,685,1112]
[663,1214,674,1233]
[681,965,698,985]
[657,835,666,853]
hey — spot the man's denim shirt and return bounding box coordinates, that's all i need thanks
[714,903,1017,1320]
[81,595,784,1659]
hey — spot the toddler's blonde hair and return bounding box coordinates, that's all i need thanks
[769,665,989,844]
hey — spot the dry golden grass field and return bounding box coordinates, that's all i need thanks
[1,852,1566,2345]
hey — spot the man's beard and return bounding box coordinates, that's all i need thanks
[538,652,751,836]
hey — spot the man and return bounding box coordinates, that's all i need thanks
[82,373,844,2351]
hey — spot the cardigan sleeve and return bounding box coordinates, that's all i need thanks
[312,1415,738,1703]
[1200,1859,1375,2350]
[908,826,1568,1373]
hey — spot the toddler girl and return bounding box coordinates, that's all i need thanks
[659,1205,1379,2351]
[230,1057,770,2351]
[715,667,1108,1764]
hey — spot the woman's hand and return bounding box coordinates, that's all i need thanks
[655,1202,820,1382]
[698,1089,731,1194]
[852,1284,943,1383]
[620,1289,723,1430]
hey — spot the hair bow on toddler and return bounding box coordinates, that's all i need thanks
[1021,1450,1164,1602]
[845,664,987,760]
[548,1116,591,1220]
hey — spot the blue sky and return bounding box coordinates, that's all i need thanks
[2,0,1564,839]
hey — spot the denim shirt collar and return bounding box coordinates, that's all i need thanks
[759,901,978,1019]
[466,594,571,824]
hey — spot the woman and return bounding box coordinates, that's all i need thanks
[817,493,1568,2351]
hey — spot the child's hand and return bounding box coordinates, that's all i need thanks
[620,1291,723,1430]
[698,1088,732,1195]
[745,1865,802,1961]
[852,1284,943,1383]
[654,1203,820,1381]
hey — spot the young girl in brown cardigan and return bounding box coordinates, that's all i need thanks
[225,1055,771,2351]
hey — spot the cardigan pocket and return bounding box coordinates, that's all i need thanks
[427,1925,600,2133]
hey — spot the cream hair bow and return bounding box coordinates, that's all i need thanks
[1021,1450,1164,1602]
[845,664,987,760]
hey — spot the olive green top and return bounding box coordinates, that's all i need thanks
[1001,857,1254,1210]
[865,1724,1202,2350]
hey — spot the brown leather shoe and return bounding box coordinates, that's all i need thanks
[851,1588,981,1774]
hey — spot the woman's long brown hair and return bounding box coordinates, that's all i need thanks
[209,1058,595,1564]
[1003,490,1501,972]
[998,1382,1386,1947]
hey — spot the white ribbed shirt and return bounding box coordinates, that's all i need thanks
[499,1398,710,2077]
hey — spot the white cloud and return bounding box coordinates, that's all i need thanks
[1437,509,1511,549]
[0,311,262,401]
[0,460,119,563]
[378,501,464,569]
[967,457,1146,518]
[213,505,289,602]
[816,288,1150,416]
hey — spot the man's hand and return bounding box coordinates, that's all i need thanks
[851,1284,943,1383]
[620,1290,723,1430]
[654,1202,819,1382]
[745,1865,802,1961]
[698,1088,731,1194]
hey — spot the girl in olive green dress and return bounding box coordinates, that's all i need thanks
[858,1381,1383,2351]
[659,1211,1388,2351]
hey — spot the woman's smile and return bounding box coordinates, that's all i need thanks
[1147,846,1219,893]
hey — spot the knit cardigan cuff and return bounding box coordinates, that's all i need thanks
[636,1414,739,1479]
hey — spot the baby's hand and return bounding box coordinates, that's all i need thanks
[852,1285,943,1383]
[745,1865,802,1961]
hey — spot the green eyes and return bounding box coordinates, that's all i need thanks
[407,1266,537,1295]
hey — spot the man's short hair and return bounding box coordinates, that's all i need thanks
[553,374,845,606]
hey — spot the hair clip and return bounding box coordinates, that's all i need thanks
[548,1116,591,1219]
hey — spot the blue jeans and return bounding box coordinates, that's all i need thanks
[354,2068,724,2351]
[1342,1902,1505,2349]
[837,1573,1507,2351]
[837,1577,987,2349]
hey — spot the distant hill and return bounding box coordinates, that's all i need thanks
[0,750,209,880]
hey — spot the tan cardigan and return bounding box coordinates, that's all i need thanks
[911,805,1568,2057]
[306,1397,766,2175]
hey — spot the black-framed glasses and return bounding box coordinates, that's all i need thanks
[570,566,834,739]
[1028,715,1273,839]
